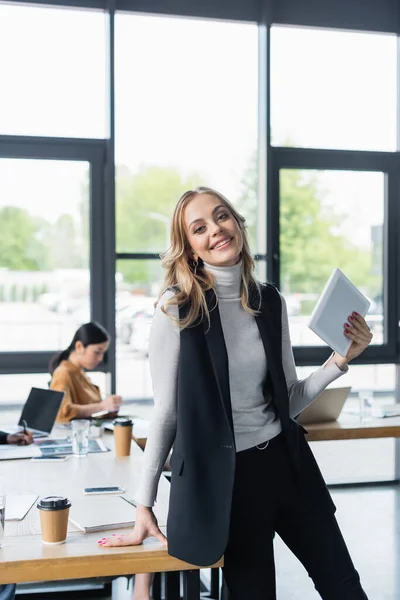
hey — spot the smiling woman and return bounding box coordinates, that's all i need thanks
[159,186,258,330]
[184,192,243,267]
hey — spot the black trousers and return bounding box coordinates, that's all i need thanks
[223,432,368,600]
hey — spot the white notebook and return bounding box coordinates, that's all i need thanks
[308,268,371,357]
[69,495,136,533]
[5,494,38,521]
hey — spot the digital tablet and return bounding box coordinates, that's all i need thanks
[308,268,371,357]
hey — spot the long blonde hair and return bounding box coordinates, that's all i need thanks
[159,186,260,329]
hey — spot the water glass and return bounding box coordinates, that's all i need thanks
[0,493,6,547]
[359,389,374,422]
[71,420,90,457]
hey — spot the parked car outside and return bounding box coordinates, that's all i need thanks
[116,296,155,344]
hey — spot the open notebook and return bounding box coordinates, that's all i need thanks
[69,495,136,533]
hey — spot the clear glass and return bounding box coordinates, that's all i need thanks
[0,4,107,138]
[358,389,374,422]
[271,26,397,151]
[0,493,6,547]
[115,14,259,253]
[0,159,90,351]
[71,420,90,457]
[279,169,384,347]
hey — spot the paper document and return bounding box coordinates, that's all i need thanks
[69,495,136,533]
[0,445,41,460]
[5,494,38,521]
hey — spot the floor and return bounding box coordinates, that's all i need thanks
[15,483,400,599]
[274,483,399,599]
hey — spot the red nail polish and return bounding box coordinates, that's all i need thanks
[353,312,358,316]
[349,316,354,321]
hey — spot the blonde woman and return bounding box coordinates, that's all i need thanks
[100,187,371,599]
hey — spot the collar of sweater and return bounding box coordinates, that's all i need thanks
[203,260,242,300]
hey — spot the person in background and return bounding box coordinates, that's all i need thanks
[0,431,33,445]
[0,429,33,600]
[49,322,122,422]
[49,322,151,600]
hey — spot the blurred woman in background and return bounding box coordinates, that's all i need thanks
[49,321,122,422]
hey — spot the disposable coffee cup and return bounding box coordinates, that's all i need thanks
[113,417,133,457]
[37,496,71,545]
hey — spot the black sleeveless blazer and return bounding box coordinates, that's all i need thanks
[166,283,333,566]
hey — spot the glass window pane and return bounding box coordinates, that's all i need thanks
[0,4,107,138]
[116,260,163,406]
[271,26,397,151]
[115,15,260,253]
[279,169,384,346]
[0,158,90,351]
[0,372,107,408]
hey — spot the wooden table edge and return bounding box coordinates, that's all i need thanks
[0,543,223,584]
[306,423,400,441]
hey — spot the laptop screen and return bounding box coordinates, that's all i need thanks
[18,388,65,434]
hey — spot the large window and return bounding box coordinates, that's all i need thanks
[0,158,90,351]
[269,21,399,486]
[115,14,260,401]
[279,169,385,346]
[271,26,397,151]
[0,3,107,138]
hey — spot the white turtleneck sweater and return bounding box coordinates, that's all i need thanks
[135,261,347,507]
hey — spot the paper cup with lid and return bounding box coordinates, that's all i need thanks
[113,417,133,457]
[37,496,71,544]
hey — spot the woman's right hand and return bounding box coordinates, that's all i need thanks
[98,505,167,548]
[102,394,122,413]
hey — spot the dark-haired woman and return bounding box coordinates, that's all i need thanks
[49,321,122,423]
[50,322,151,600]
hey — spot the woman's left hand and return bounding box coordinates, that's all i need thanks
[343,311,373,362]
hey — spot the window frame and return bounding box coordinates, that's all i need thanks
[269,146,400,366]
[0,0,398,400]
[0,135,109,375]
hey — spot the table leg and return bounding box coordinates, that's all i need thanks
[395,438,400,481]
[183,570,200,600]
[209,568,220,599]
[152,572,162,600]
[221,578,231,600]
[165,570,180,599]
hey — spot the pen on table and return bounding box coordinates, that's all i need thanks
[22,419,28,435]
[122,497,137,508]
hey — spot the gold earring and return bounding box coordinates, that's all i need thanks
[193,258,198,276]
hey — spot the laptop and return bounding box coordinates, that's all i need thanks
[298,386,351,426]
[10,387,65,438]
